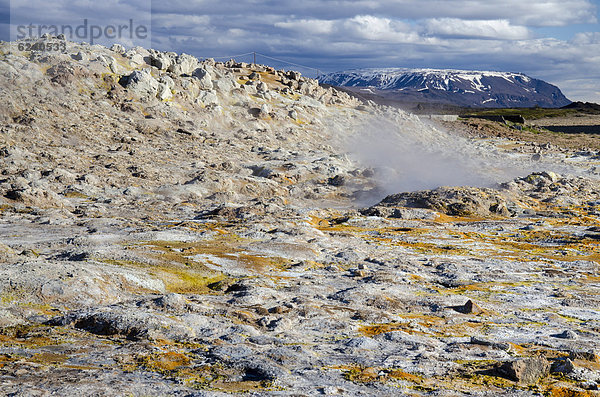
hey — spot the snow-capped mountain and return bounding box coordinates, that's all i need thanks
[318,68,571,108]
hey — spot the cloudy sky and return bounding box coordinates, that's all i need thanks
[4,0,600,102]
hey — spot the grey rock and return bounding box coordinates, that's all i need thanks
[71,51,87,61]
[110,44,126,54]
[49,308,194,341]
[152,293,188,311]
[552,358,575,374]
[129,53,145,66]
[122,69,159,100]
[497,357,550,384]
[214,78,236,93]
[156,82,172,100]
[168,53,198,75]
[148,51,174,70]
[552,329,578,339]
[192,68,214,90]
[196,90,219,106]
[569,350,600,362]
[342,337,380,350]
[451,299,485,315]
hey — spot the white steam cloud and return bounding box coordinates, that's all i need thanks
[346,111,585,204]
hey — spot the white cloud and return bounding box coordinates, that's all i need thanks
[152,14,210,30]
[507,0,597,26]
[571,32,600,45]
[423,18,530,40]
[350,0,597,27]
[276,15,435,45]
[340,15,412,41]
[274,19,335,35]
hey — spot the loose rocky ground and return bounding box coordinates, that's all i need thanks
[445,117,600,152]
[0,36,600,396]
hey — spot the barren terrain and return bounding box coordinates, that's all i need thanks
[0,37,599,396]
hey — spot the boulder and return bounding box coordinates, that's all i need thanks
[156,83,172,100]
[168,53,198,75]
[129,53,145,66]
[497,357,550,384]
[148,50,174,70]
[372,186,515,217]
[159,74,175,89]
[196,90,219,106]
[214,78,236,93]
[94,55,122,74]
[286,70,301,80]
[121,69,159,100]
[192,68,214,90]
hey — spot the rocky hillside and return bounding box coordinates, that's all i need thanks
[0,36,600,396]
[319,68,571,108]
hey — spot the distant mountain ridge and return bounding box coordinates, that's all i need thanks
[319,68,571,108]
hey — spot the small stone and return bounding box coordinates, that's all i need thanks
[580,381,599,390]
[569,350,600,363]
[153,293,187,311]
[551,358,575,374]
[541,171,559,182]
[110,44,126,54]
[268,317,292,331]
[328,175,345,186]
[71,51,87,61]
[19,249,38,257]
[552,329,578,339]
[521,224,538,231]
[453,299,485,315]
[269,306,287,314]
[470,336,510,351]
[254,306,269,316]
[319,386,345,395]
